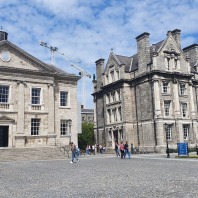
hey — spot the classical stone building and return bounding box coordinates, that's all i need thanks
[93,29,198,153]
[0,30,80,148]
[81,105,94,123]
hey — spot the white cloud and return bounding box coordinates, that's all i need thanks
[0,0,198,108]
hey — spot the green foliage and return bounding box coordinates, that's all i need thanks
[78,122,94,150]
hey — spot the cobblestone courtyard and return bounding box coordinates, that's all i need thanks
[0,154,198,198]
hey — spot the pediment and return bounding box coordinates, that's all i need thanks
[0,115,15,122]
[104,52,121,74]
[157,34,185,59]
[0,41,55,74]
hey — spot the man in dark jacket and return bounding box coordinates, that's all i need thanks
[124,141,131,159]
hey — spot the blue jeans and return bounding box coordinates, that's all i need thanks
[72,152,78,162]
[115,149,120,157]
[124,150,131,158]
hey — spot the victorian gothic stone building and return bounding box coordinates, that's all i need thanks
[0,30,80,148]
[93,29,198,152]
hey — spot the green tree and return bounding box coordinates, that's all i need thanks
[78,122,94,150]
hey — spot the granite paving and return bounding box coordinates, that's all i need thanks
[0,153,198,198]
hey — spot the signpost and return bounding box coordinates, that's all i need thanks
[177,143,188,156]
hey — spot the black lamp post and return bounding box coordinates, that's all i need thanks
[165,123,170,158]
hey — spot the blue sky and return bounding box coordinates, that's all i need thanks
[1,0,198,108]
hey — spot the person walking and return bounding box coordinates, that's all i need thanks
[120,141,124,159]
[124,141,130,159]
[70,142,79,163]
[115,142,120,157]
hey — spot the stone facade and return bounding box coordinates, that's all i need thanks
[0,30,80,148]
[93,29,198,153]
[81,105,94,123]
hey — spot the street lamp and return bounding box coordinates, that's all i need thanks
[164,123,170,158]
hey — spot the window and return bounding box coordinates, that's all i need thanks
[111,91,115,102]
[120,130,123,140]
[164,101,171,116]
[116,70,119,80]
[0,85,9,103]
[106,75,109,84]
[162,82,169,93]
[32,88,41,105]
[108,131,112,140]
[118,107,122,121]
[180,84,186,95]
[112,108,117,122]
[106,94,110,104]
[107,109,111,123]
[181,103,187,117]
[165,124,172,140]
[60,120,71,135]
[110,70,114,83]
[31,118,40,135]
[183,125,189,140]
[60,91,68,107]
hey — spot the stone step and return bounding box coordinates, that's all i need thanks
[0,146,68,162]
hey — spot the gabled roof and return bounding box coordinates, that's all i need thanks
[0,40,78,78]
[113,40,164,72]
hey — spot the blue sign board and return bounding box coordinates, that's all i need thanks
[177,143,188,156]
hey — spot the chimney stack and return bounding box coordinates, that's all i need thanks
[135,32,150,72]
[171,29,181,48]
[95,58,105,91]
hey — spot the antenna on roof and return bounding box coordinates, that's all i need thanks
[0,26,2,30]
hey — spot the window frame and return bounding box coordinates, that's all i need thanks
[60,119,71,136]
[0,85,10,103]
[181,102,187,117]
[166,124,172,140]
[31,87,42,105]
[183,124,189,140]
[162,81,169,94]
[164,100,171,117]
[59,90,70,108]
[179,83,186,95]
[31,118,40,135]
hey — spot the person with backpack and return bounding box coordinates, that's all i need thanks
[70,142,79,163]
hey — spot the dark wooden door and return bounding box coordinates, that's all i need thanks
[0,126,9,147]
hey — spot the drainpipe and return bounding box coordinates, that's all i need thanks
[134,85,140,148]
[151,79,157,151]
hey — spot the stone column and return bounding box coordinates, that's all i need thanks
[178,121,184,142]
[153,79,161,117]
[156,121,165,146]
[173,79,180,116]
[17,82,25,134]
[189,82,196,117]
[48,84,55,134]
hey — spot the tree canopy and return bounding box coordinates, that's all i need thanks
[78,122,94,150]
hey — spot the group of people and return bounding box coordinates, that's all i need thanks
[70,141,131,164]
[115,141,131,159]
[86,144,106,155]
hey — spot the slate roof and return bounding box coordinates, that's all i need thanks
[114,40,164,72]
